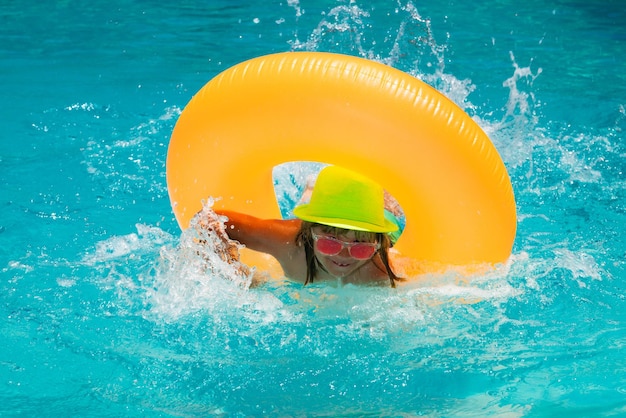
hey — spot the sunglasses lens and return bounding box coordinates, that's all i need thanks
[348,244,377,259]
[315,237,343,255]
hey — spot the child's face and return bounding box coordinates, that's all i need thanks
[311,227,377,279]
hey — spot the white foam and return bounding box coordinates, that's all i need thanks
[82,224,173,264]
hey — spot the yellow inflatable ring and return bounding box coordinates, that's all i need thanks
[167,52,516,273]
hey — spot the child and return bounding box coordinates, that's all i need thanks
[202,165,403,287]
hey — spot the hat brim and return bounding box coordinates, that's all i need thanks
[294,204,399,233]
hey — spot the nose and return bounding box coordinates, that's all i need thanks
[336,245,351,258]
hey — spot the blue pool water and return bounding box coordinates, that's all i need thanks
[2,0,626,416]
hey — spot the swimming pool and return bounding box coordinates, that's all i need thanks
[2,0,625,416]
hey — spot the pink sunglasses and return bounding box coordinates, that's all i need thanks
[311,232,380,260]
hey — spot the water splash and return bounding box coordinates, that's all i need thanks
[617,104,626,132]
[290,2,371,54]
[77,103,178,204]
[500,52,543,128]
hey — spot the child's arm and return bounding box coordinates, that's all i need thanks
[213,209,301,261]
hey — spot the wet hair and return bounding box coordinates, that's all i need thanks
[295,221,402,287]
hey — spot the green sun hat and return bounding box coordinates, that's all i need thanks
[293,165,399,233]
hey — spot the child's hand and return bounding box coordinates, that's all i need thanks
[196,209,251,276]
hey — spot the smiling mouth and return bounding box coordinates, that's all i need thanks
[331,260,352,267]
